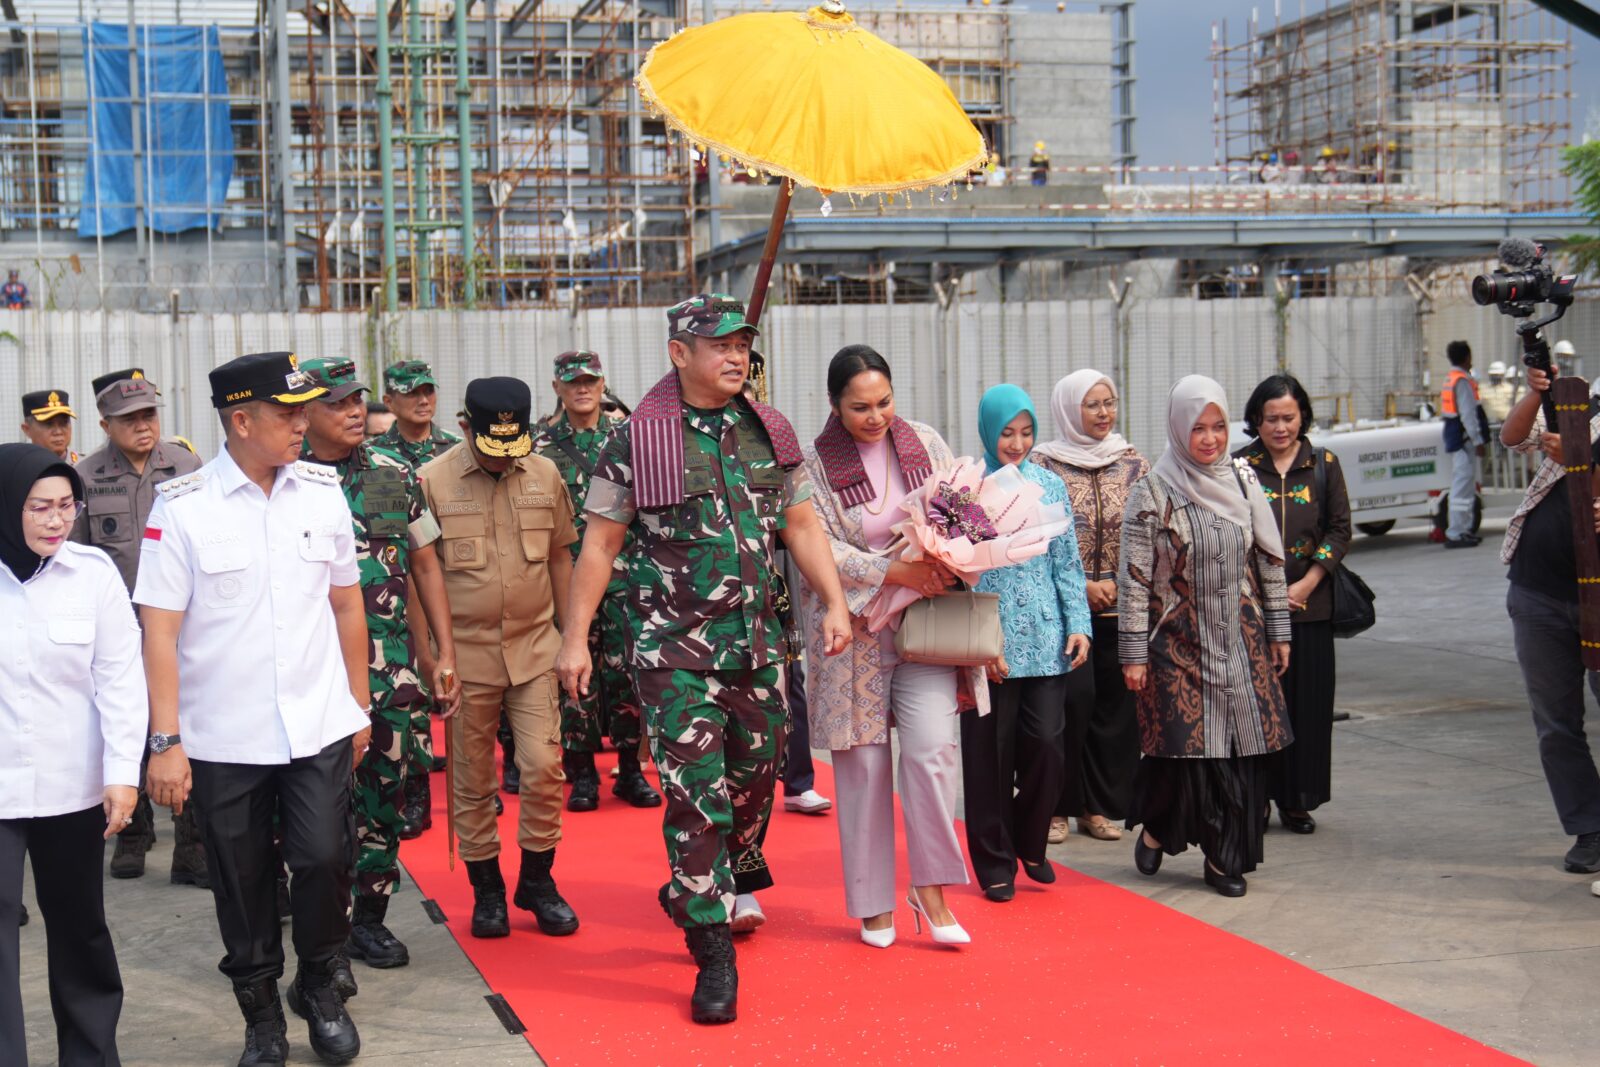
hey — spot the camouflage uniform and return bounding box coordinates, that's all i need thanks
[372,360,460,782]
[532,390,638,756]
[585,297,811,930]
[301,359,442,907]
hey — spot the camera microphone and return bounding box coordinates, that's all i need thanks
[1497,236,1539,269]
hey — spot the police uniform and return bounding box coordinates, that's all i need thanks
[372,359,461,830]
[580,295,811,1023]
[20,389,80,464]
[301,357,445,971]
[69,367,206,883]
[532,350,659,812]
[417,377,581,941]
[133,351,366,1064]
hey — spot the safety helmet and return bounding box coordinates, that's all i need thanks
[1487,360,1507,377]
[1320,146,1334,157]
[1554,340,1577,357]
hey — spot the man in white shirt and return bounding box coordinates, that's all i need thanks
[134,352,373,1067]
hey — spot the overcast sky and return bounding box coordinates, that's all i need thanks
[1129,0,1600,167]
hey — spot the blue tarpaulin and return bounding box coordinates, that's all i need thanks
[79,23,232,237]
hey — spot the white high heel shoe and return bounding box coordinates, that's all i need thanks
[906,889,970,945]
[859,920,896,949]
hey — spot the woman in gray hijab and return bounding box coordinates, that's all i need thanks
[1116,376,1292,897]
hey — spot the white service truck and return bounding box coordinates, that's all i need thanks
[1232,418,1477,537]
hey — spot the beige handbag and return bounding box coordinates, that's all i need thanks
[893,589,1004,667]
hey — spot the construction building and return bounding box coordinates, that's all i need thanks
[0,0,1127,313]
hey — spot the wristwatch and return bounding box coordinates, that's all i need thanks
[147,732,182,755]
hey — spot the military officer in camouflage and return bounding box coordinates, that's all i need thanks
[372,359,461,836]
[299,358,463,974]
[67,368,208,883]
[556,294,851,1025]
[533,350,660,812]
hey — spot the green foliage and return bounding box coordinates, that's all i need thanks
[1562,142,1600,275]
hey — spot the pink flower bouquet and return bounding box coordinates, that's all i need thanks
[864,459,1074,632]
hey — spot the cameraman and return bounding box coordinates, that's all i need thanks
[1500,365,1600,874]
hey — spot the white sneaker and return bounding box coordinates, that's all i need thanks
[1592,879,1600,898]
[784,789,833,815]
[731,893,766,934]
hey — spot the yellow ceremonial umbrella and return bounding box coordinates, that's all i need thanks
[637,0,987,326]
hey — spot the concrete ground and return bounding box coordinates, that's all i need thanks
[16,496,1594,1065]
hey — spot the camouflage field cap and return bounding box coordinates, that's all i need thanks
[383,359,438,394]
[301,357,368,402]
[92,368,163,417]
[666,293,760,341]
[554,350,604,382]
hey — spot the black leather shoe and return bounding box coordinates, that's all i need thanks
[287,963,361,1064]
[233,981,289,1067]
[1279,810,1317,835]
[494,794,504,816]
[1021,859,1057,885]
[1564,831,1600,873]
[982,882,1015,903]
[685,924,738,1025]
[512,848,580,936]
[347,896,409,969]
[613,747,663,808]
[328,952,357,1002]
[565,750,600,812]
[1204,864,1247,898]
[1134,832,1162,876]
[466,859,510,938]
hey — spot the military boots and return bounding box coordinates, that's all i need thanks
[286,957,361,1064]
[465,859,510,938]
[613,747,662,808]
[564,750,600,812]
[233,980,290,1066]
[170,804,211,888]
[399,774,432,840]
[512,847,579,936]
[109,793,155,878]
[685,924,739,1025]
[347,894,410,969]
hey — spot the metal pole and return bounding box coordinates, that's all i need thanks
[377,0,399,311]
[126,0,146,275]
[454,0,476,309]
[86,22,107,303]
[702,0,720,253]
[25,20,42,269]
[408,0,432,308]
[486,0,504,307]
[271,0,295,309]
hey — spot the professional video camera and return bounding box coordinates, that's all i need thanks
[1471,237,1578,423]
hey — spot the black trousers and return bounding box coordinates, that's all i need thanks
[962,673,1069,886]
[1059,615,1140,820]
[779,655,815,794]
[190,737,355,988]
[0,805,123,1066]
[1273,620,1335,813]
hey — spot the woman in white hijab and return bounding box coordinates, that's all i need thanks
[1115,375,1292,898]
[1032,371,1149,845]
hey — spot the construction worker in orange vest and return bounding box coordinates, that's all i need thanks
[1441,340,1489,548]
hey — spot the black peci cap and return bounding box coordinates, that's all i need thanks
[209,352,327,409]
[463,376,533,459]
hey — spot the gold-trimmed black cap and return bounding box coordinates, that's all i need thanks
[464,376,532,459]
[22,389,74,420]
[209,351,327,409]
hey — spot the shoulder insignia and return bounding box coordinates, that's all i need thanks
[167,435,198,455]
[156,471,207,500]
[293,460,341,486]
[1324,450,1336,464]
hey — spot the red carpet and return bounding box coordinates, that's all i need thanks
[400,748,1523,1067]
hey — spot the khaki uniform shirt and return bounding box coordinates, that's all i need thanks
[418,442,578,688]
[72,439,204,593]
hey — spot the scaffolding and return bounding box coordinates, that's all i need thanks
[1211,0,1572,212]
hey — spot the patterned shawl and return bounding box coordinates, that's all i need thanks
[629,371,802,509]
[812,414,933,509]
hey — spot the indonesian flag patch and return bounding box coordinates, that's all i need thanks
[143,526,162,542]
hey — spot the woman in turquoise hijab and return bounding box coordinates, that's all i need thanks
[965,385,1094,901]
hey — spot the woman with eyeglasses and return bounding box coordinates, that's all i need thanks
[1030,371,1150,846]
[0,442,145,1066]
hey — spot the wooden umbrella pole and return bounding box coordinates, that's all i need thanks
[744,180,793,329]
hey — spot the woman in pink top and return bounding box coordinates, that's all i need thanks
[795,346,989,949]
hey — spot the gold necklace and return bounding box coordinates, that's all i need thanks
[863,443,894,515]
